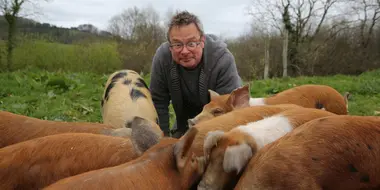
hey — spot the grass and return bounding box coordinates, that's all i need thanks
[1,69,379,128]
[0,39,122,73]
[0,69,108,122]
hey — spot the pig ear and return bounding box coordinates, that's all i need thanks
[203,130,225,162]
[226,84,250,109]
[129,116,163,155]
[208,89,220,100]
[173,127,198,169]
[343,92,351,112]
[223,143,253,174]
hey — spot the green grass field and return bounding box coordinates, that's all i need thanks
[0,39,122,73]
[1,69,379,127]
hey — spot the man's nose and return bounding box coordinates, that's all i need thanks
[180,45,190,54]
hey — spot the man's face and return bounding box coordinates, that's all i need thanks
[169,23,205,69]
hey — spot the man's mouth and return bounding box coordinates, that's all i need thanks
[182,58,193,62]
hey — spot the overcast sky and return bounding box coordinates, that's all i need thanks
[24,0,254,38]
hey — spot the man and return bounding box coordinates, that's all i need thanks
[149,10,242,138]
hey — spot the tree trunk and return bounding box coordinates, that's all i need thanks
[282,29,288,77]
[263,37,270,79]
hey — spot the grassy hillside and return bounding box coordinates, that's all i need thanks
[0,16,113,43]
[1,69,379,127]
[0,16,126,73]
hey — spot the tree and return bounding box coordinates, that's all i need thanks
[0,0,50,71]
[163,7,175,38]
[349,0,380,48]
[247,0,343,76]
[106,6,166,73]
[78,24,99,34]
[107,5,165,42]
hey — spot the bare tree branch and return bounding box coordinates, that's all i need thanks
[107,5,165,43]
[309,0,338,42]
[364,0,380,47]
[247,0,285,34]
[347,0,380,48]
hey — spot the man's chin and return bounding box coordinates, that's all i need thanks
[180,60,198,69]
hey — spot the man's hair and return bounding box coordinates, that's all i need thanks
[167,10,204,41]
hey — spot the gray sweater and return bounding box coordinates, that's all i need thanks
[149,34,242,135]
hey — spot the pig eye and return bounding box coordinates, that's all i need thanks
[211,108,224,115]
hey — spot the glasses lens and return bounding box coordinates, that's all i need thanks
[171,41,199,52]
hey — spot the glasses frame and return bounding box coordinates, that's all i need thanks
[169,39,202,52]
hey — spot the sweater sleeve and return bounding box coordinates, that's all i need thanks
[149,50,171,135]
[214,51,243,95]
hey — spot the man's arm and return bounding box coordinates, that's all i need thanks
[214,51,243,94]
[149,51,171,135]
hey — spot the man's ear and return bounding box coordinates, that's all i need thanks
[200,35,206,48]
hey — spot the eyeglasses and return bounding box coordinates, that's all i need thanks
[169,41,202,52]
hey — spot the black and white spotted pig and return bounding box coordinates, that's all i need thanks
[101,69,162,137]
